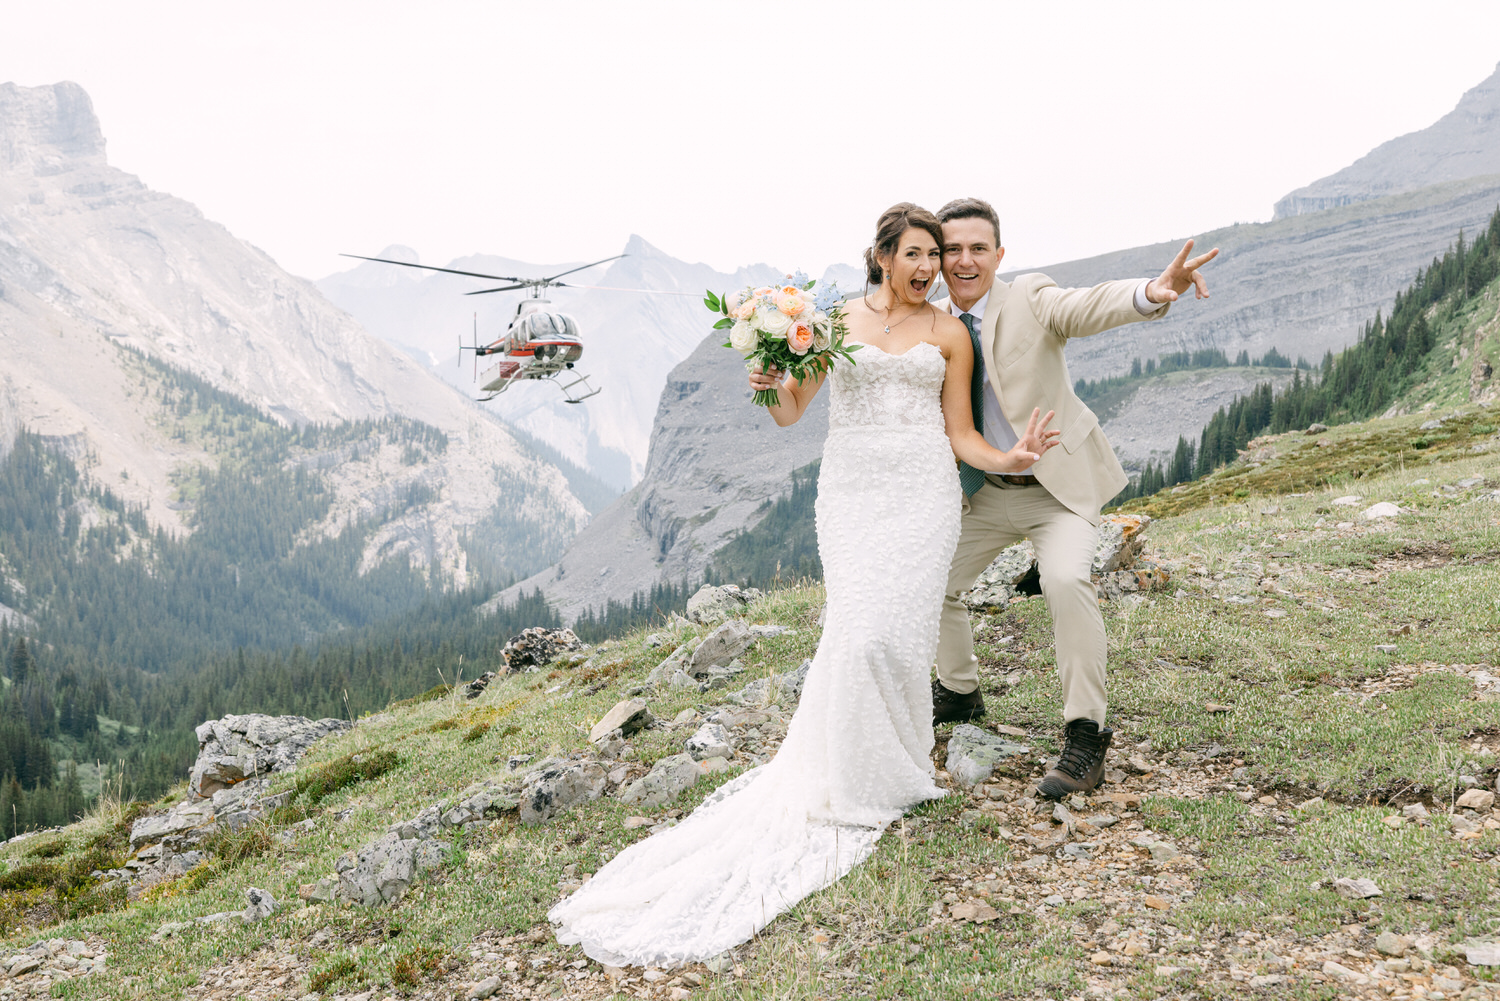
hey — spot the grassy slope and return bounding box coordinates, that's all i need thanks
[0,403,1497,1000]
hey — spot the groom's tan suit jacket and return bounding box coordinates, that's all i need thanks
[943,274,1169,523]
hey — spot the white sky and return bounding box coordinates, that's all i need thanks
[5,1,1499,280]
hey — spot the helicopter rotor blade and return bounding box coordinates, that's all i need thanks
[463,284,529,295]
[561,284,698,296]
[542,253,628,283]
[340,253,527,284]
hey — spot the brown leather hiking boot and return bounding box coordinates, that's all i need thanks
[931,679,986,725]
[1037,718,1113,799]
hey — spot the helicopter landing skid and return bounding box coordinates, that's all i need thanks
[554,370,601,404]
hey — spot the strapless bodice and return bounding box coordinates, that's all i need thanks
[827,341,947,433]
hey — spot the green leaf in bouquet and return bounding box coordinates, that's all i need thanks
[713,318,734,330]
[704,290,722,312]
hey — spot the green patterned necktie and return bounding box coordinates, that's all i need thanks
[958,311,988,496]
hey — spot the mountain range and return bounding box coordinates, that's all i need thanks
[0,81,589,589]
[6,62,1500,626]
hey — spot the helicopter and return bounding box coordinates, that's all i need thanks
[340,251,687,404]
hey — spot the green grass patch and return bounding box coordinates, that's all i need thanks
[387,683,452,710]
[292,747,401,805]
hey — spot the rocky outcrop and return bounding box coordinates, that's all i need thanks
[127,713,349,856]
[520,760,608,825]
[619,754,709,809]
[335,833,448,907]
[501,627,583,673]
[726,659,812,706]
[188,714,351,800]
[946,725,1031,787]
[685,585,762,626]
[0,937,106,988]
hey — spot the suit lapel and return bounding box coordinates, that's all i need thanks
[980,281,1008,418]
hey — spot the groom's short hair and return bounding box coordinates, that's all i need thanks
[936,198,1001,247]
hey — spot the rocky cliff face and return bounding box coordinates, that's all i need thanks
[490,331,830,621]
[0,81,587,582]
[1019,174,1500,451]
[318,238,781,490]
[1274,62,1500,219]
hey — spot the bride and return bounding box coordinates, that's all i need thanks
[549,203,1059,968]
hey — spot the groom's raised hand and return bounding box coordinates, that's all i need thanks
[1146,239,1219,304]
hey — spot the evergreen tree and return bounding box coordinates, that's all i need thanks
[6,639,33,684]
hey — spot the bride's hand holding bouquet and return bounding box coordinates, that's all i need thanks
[705,272,860,407]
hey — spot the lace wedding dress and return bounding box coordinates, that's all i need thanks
[549,341,961,968]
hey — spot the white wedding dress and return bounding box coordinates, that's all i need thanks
[549,341,962,968]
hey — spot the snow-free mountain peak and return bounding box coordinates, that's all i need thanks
[1275,60,1500,218]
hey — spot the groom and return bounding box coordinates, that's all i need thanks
[930,197,1216,799]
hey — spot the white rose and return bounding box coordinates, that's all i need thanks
[757,306,792,338]
[812,327,830,351]
[729,319,757,354]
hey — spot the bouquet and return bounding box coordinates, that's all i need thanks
[704,271,859,407]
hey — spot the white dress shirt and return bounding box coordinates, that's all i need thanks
[954,279,1162,474]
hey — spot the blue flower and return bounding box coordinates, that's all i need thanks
[786,269,811,289]
[813,281,845,312]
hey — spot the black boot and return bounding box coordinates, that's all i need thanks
[1037,718,1113,799]
[931,679,986,725]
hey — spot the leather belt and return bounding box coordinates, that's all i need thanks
[988,473,1040,486]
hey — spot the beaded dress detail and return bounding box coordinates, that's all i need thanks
[549,342,961,968]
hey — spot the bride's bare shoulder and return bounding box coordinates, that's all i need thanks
[926,307,968,355]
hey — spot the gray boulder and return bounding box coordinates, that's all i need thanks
[413,841,449,873]
[962,542,1036,609]
[727,659,812,706]
[335,833,418,906]
[1093,514,1152,574]
[685,723,734,761]
[685,584,761,625]
[189,714,351,800]
[501,627,582,672]
[645,643,694,688]
[242,887,276,922]
[520,759,608,825]
[438,778,520,830]
[589,699,654,743]
[388,805,446,842]
[686,619,755,678]
[945,724,1031,787]
[620,753,706,808]
[128,799,215,849]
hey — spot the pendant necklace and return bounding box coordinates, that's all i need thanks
[875,300,922,335]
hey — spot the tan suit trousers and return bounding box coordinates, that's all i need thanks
[935,477,1107,727]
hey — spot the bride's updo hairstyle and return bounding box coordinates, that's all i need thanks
[864,203,945,285]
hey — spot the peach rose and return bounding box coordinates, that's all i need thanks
[775,289,807,317]
[787,320,815,355]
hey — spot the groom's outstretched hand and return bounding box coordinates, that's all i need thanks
[1010,407,1060,465]
[1146,239,1219,304]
